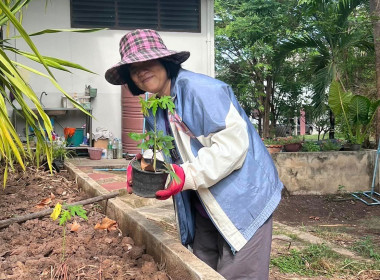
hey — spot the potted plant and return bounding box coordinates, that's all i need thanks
[128,95,179,197]
[262,138,283,154]
[319,139,343,151]
[51,140,73,172]
[328,81,380,150]
[278,136,303,152]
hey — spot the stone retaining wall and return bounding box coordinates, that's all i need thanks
[271,150,379,194]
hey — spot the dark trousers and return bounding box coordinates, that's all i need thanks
[192,212,273,280]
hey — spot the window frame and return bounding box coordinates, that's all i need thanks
[70,0,201,33]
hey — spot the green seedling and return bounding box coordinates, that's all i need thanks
[51,203,88,261]
[129,94,179,182]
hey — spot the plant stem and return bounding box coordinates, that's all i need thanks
[62,225,66,262]
[153,115,157,171]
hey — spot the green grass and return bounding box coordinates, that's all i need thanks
[271,244,340,276]
[312,227,354,242]
[273,229,302,241]
[351,236,380,261]
[271,243,380,277]
[302,133,346,141]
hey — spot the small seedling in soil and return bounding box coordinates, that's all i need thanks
[51,203,88,261]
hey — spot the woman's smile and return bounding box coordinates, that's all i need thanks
[130,60,171,96]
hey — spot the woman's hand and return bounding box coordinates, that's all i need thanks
[156,164,185,200]
[126,153,142,194]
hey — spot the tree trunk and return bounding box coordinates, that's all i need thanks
[263,77,272,138]
[370,0,380,144]
[258,116,263,136]
[329,109,335,139]
[269,78,276,136]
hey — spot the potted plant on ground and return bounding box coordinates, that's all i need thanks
[277,136,303,152]
[328,81,380,150]
[263,138,283,154]
[50,140,73,172]
[319,139,343,151]
[128,94,179,197]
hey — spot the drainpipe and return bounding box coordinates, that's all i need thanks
[206,0,215,78]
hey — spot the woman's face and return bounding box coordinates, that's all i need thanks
[129,60,170,96]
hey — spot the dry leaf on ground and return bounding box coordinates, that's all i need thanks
[70,220,81,232]
[36,193,56,208]
[94,217,118,231]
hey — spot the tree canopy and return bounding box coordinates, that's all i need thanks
[215,0,375,140]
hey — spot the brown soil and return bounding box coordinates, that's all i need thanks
[270,193,380,280]
[274,193,380,243]
[2,165,380,280]
[0,166,170,280]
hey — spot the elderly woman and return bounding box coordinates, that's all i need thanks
[105,29,283,280]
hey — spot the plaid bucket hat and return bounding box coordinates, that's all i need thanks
[105,29,190,85]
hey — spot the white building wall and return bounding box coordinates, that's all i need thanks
[9,0,214,140]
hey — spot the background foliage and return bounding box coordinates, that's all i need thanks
[215,0,376,142]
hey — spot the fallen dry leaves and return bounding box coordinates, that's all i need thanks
[94,217,118,231]
[70,220,81,232]
[35,193,55,208]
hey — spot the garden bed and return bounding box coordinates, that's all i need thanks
[0,166,171,280]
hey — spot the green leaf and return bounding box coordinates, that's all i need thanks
[27,28,105,37]
[67,205,88,221]
[328,81,352,116]
[348,95,370,125]
[128,132,147,142]
[139,97,150,116]
[59,210,72,226]
[150,99,159,116]
[164,163,180,183]
[159,96,176,113]
[7,48,96,74]
[0,1,55,79]
[369,100,380,121]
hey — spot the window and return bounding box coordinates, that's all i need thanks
[71,0,200,32]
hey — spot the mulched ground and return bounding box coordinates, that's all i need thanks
[0,166,170,280]
[2,165,380,280]
[274,193,380,241]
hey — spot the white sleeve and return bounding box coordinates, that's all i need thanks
[181,103,249,190]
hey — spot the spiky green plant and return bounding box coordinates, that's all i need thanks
[0,0,101,186]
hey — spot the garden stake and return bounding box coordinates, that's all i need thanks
[352,140,380,205]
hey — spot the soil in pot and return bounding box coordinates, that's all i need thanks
[283,142,302,152]
[131,159,169,198]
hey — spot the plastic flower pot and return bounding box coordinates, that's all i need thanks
[283,143,303,152]
[266,145,283,154]
[131,158,168,198]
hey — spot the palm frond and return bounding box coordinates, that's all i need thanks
[0,1,55,79]
[27,28,105,37]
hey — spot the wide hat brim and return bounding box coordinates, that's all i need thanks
[105,49,190,85]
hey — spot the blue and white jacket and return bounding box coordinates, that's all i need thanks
[145,69,283,252]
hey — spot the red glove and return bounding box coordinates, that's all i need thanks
[156,164,185,200]
[126,153,142,194]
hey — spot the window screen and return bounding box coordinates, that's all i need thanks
[71,0,200,32]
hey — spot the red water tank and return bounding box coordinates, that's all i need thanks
[121,85,144,155]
